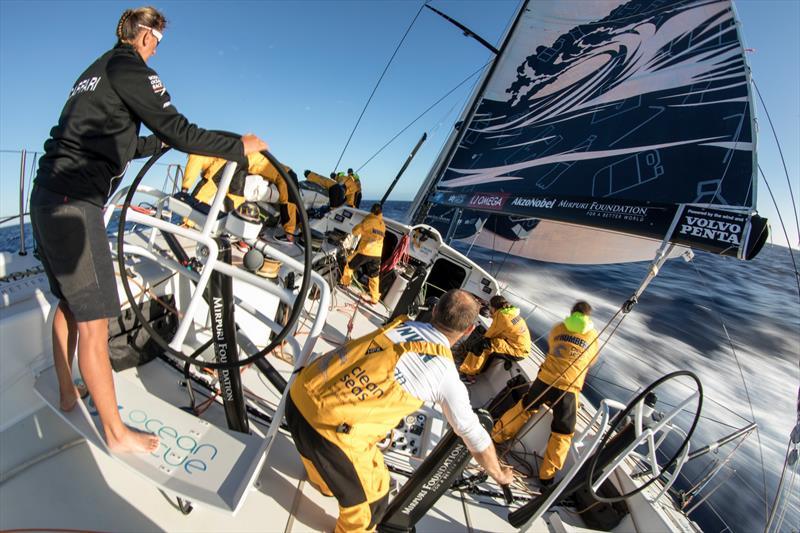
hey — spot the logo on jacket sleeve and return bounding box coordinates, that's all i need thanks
[148,75,167,96]
[68,76,102,99]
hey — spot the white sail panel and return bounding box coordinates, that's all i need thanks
[459,220,686,264]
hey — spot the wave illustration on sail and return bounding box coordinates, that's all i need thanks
[421,0,769,262]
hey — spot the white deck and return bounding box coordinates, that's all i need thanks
[0,214,698,533]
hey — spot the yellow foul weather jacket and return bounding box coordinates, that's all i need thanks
[352,212,385,258]
[537,313,599,393]
[289,315,452,532]
[484,306,531,358]
[336,172,360,207]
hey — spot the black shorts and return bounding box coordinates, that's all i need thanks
[30,185,121,322]
[522,378,578,435]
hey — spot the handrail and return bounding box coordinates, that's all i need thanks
[17,150,27,255]
[0,150,38,255]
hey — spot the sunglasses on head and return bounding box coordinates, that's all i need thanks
[138,24,163,45]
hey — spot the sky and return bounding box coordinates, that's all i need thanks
[0,0,798,249]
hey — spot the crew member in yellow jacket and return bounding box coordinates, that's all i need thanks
[492,301,599,485]
[285,289,513,532]
[182,153,297,240]
[339,203,385,304]
[336,168,361,208]
[459,295,531,376]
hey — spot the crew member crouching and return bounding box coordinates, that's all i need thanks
[340,203,385,304]
[336,167,361,208]
[245,152,298,242]
[181,153,248,211]
[182,152,298,241]
[286,289,513,532]
[492,301,599,486]
[459,295,531,377]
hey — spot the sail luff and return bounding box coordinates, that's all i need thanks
[730,0,759,210]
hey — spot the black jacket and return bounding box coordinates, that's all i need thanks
[36,43,244,206]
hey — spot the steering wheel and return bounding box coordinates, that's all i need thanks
[115,145,312,370]
[586,370,703,502]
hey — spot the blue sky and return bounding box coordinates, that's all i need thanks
[1,0,797,248]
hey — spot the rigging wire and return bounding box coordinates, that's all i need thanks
[752,79,800,245]
[585,374,748,431]
[501,280,755,426]
[772,459,798,533]
[333,2,426,174]
[755,167,800,530]
[682,434,749,507]
[355,59,493,173]
[759,165,800,299]
[764,423,799,532]
[687,257,771,522]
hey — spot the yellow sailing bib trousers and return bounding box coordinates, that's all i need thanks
[246,152,297,235]
[492,313,598,482]
[182,153,298,234]
[459,306,532,375]
[340,213,385,303]
[182,154,246,209]
[306,170,338,189]
[288,315,452,532]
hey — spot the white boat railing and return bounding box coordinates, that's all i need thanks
[106,162,331,463]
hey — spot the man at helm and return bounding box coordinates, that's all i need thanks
[286,289,514,532]
[340,203,385,305]
[492,301,599,486]
[459,295,531,378]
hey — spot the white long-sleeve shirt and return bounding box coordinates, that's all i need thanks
[385,321,492,453]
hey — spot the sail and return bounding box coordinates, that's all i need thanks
[416,0,768,262]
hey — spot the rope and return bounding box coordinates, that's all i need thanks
[333,2,426,173]
[381,234,410,272]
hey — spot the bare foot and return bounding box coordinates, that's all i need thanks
[59,384,85,412]
[107,426,160,454]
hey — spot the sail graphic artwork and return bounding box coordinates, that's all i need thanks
[413,0,769,263]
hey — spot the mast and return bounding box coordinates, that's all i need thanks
[409,0,528,225]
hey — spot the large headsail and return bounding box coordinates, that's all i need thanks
[413,0,769,262]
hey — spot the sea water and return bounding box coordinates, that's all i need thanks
[2,200,797,532]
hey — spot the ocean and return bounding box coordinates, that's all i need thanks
[2,199,797,532]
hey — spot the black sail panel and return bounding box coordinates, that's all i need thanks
[422,0,768,261]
